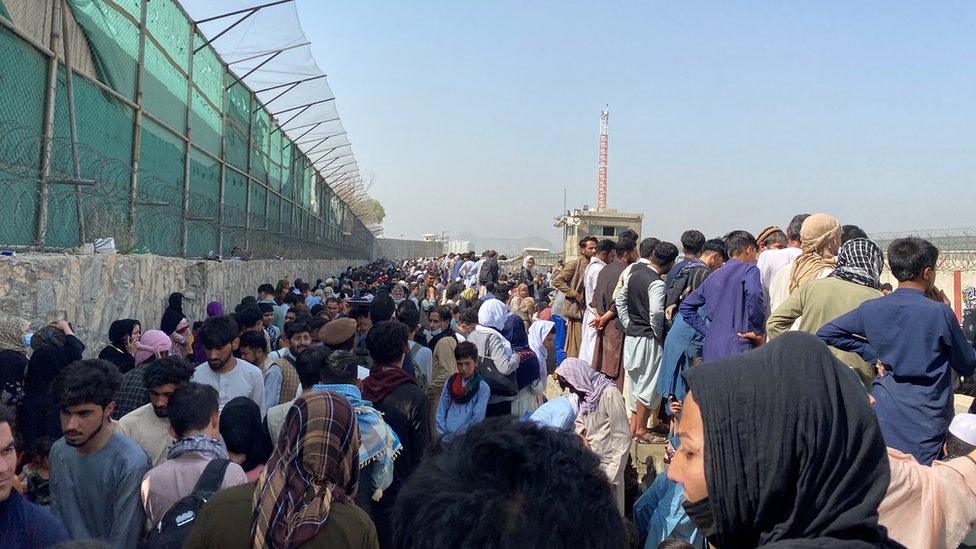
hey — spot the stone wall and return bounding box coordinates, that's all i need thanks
[372,238,443,260]
[0,253,364,355]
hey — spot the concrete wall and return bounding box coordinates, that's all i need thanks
[0,253,364,355]
[372,238,443,260]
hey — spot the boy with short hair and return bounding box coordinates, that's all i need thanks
[680,230,765,361]
[435,341,490,441]
[819,237,976,464]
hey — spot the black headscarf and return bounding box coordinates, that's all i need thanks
[683,332,893,548]
[219,396,273,473]
[108,319,140,348]
[160,292,185,335]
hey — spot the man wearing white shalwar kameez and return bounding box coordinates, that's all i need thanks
[578,242,612,365]
[615,240,677,441]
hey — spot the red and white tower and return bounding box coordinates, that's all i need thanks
[598,105,609,209]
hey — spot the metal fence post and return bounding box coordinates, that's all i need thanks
[34,0,64,247]
[60,0,85,245]
[180,23,195,257]
[128,0,148,250]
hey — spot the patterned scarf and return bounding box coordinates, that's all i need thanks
[447,373,484,404]
[167,434,228,460]
[251,392,359,549]
[789,213,841,293]
[829,238,884,290]
[312,384,402,500]
[0,318,28,353]
[555,357,613,416]
[965,287,976,310]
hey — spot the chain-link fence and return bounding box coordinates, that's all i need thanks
[0,0,375,259]
[872,228,976,272]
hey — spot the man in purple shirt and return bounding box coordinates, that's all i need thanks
[680,231,766,362]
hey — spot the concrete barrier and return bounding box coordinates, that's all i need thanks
[0,253,364,355]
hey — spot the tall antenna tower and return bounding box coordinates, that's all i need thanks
[598,105,609,209]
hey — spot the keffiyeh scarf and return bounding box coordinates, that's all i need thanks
[829,238,884,290]
[167,434,228,460]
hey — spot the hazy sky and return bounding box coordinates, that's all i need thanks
[296,1,976,245]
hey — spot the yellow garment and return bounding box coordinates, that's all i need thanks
[789,213,841,293]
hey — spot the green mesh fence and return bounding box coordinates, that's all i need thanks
[0,1,374,259]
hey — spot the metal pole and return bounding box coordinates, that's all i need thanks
[61,0,85,245]
[217,64,228,256]
[129,0,148,250]
[34,0,63,247]
[181,23,195,257]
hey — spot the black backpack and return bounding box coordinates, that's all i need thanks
[141,458,230,549]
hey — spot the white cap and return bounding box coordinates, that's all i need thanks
[949,413,976,446]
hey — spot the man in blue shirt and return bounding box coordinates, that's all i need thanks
[0,404,68,548]
[819,237,976,464]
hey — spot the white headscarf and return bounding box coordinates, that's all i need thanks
[476,299,512,353]
[528,320,555,384]
[522,255,535,270]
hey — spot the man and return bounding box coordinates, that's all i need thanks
[818,238,976,464]
[479,250,500,290]
[459,253,479,289]
[552,237,597,359]
[324,297,342,321]
[617,240,678,441]
[140,382,247,528]
[767,238,885,388]
[117,356,194,466]
[191,315,266,414]
[665,230,705,288]
[362,321,431,548]
[112,350,152,420]
[393,418,625,549]
[426,305,463,426]
[49,360,151,548]
[768,213,841,312]
[233,304,264,335]
[680,230,765,361]
[399,307,432,392]
[313,351,401,518]
[257,283,286,334]
[0,404,69,547]
[257,302,280,352]
[588,237,637,390]
[757,213,808,298]
[879,413,976,548]
[579,238,614,364]
[320,317,359,352]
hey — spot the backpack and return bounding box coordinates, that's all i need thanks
[141,458,230,549]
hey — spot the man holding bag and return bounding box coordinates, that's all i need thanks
[552,237,597,359]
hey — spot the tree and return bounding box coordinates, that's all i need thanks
[365,198,385,223]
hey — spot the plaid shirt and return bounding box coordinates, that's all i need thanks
[112,367,148,419]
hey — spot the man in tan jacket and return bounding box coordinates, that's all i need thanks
[552,237,597,359]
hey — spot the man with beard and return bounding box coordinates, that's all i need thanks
[49,359,151,547]
[116,357,194,465]
[191,315,266,415]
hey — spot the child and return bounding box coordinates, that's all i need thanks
[21,436,55,505]
[435,341,490,440]
[679,231,765,361]
[818,237,976,464]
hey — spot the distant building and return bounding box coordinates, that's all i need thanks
[554,206,643,261]
[446,240,471,254]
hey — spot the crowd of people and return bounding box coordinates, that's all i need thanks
[2,216,976,548]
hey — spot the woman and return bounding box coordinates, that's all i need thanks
[501,315,544,417]
[185,392,378,549]
[555,357,630,514]
[160,292,189,358]
[133,330,172,367]
[667,332,893,547]
[19,321,84,446]
[219,397,274,482]
[519,256,537,299]
[528,319,556,377]
[98,319,141,374]
[466,300,522,417]
[0,318,30,409]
